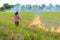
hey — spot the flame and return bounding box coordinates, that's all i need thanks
[28,16,41,26]
[50,26,55,32]
[55,27,60,32]
[29,16,48,31]
[29,16,60,33]
[31,16,40,25]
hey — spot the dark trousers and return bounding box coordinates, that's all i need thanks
[15,22,19,26]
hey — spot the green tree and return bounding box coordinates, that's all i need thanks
[0,7,4,11]
[0,3,14,11]
[41,4,46,9]
[3,3,14,9]
[3,3,10,9]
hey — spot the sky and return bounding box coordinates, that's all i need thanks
[0,0,60,7]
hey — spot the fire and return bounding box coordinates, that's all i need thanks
[28,16,60,33]
[55,27,60,32]
[28,16,41,26]
[50,26,55,32]
[28,16,48,31]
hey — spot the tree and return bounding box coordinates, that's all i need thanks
[41,4,46,9]
[9,5,14,8]
[55,4,60,8]
[21,5,25,11]
[26,4,32,10]
[0,3,14,11]
[3,3,10,9]
[32,5,38,11]
[0,7,4,11]
[3,3,14,9]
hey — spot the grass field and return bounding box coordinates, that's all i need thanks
[0,12,60,40]
[40,12,60,27]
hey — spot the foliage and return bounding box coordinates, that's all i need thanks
[0,3,14,11]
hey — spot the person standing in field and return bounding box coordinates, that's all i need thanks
[14,11,21,26]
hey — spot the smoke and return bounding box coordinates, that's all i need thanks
[34,11,41,18]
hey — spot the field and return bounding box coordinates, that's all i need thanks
[0,12,60,40]
[41,12,60,27]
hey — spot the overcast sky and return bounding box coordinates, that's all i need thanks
[0,0,60,7]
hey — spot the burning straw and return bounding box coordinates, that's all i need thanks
[28,16,60,33]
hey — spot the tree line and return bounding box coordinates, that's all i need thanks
[0,3,60,11]
[0,3,14,11]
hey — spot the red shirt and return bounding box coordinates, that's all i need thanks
[14,15,20,22]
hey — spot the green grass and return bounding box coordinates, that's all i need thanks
[40,12,60,27]
[0,12,60,40]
